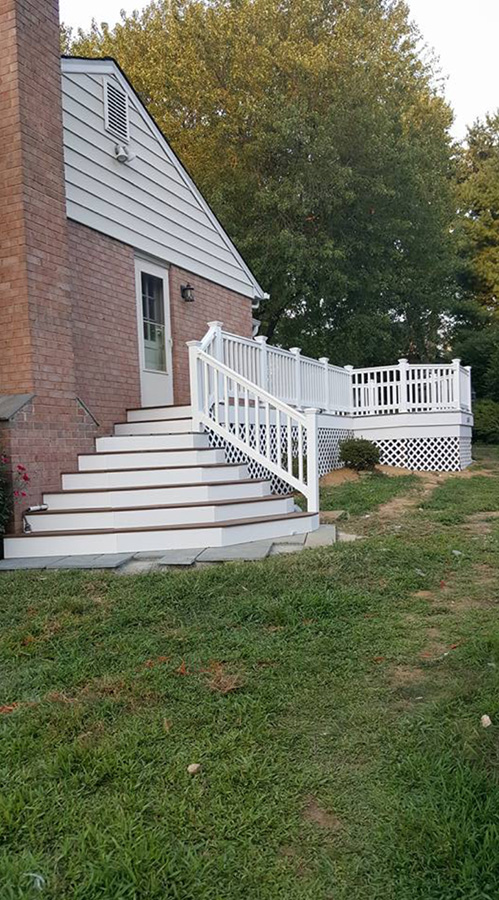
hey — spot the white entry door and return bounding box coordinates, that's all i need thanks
[135,258,173,407]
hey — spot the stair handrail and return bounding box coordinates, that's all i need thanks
[188,341,319,512]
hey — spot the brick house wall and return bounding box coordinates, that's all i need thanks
[0,0,256,532]
[68,221,141,431]
[169,265,253,405]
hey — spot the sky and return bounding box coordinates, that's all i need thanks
[60,0,499,140]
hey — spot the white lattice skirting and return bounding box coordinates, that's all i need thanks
[207,424,353,494]
[374,436,472,472]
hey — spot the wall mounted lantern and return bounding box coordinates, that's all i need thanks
[181,283,195,302]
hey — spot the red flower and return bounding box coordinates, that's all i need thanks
[22,473,29,482]
[21,491,27,497]
[14,490,19,498]
[16,464,26,472]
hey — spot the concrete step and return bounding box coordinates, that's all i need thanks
[126,405,192,423]
[95,433,209,453]
[4,512,319,558]
[43,478,272,511]
[26,496,293,533]
[61,463,250,491]
[78,447,225,471]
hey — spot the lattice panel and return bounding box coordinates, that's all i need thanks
[317,428,353,476]
[206,423,352,494]
[374,437,466,472]
[460,437,473,469]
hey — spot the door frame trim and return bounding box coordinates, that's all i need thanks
[134,257,173,406]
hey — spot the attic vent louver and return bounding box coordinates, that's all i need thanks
[104,80,129,143]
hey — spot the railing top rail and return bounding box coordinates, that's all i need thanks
[197,349,309,425]
[221,329,348,375]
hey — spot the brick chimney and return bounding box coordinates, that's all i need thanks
[0,0,96,525]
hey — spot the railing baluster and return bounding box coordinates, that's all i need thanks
[265,401,271,460]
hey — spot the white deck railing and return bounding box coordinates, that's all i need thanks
[187,323,472,509]
[199,323,472,416]
[188,335,320,511]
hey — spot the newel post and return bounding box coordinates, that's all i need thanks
[319,357,329,412]
[254,335,268,391]
[398,358,409,413]
[207,320,224,362]
[344,365,354,415]
[465,365,472,412]
[452,357,461,410]
[290,347,302,408]
[304,408,320,513]
[187,340,202,432]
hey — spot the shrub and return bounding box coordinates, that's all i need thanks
[339,437,380,471]
[473,399,499,444]
[0,456,30,534]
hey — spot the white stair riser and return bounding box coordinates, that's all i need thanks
[114,420,193,435]
[126,406,191,423]
[78,449,225,471]
[43,481,271,510]
[26,498,293,533]
[4,515,319,558]
[96,433,208,452]
[62,464,250,491]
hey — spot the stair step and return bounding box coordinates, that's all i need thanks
[62,463,250,491]
[26,496,293,532]
[4,512,319,558]
[43,479,272,510]
[78,447,225,471]
[115,419,193,435]
[126,405,192,423]
[96,433,208,452]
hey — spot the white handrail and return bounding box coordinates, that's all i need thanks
[188,342,320,512]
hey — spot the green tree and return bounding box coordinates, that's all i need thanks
[68,0,456,365]
[455,112,499,312]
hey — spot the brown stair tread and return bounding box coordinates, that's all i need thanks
[81,446,214,457]
[11,511,314,539]
[113,420,193,428]
[61,462,243,475]
[29,495,290,516]
[45,478,270,496]
[126,404,190,412]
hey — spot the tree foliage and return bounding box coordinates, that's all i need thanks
[68,0,456,365]
[455,112,499,312]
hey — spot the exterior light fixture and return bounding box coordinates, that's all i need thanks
[181,283,195,302]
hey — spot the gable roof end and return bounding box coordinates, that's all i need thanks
[61,56,267,301]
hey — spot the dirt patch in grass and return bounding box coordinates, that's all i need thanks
[302,796,342,831]
[204,661,245,694]
[390,665,427,687]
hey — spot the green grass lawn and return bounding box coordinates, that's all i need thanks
[1,454,499,898]
[318,471,418,515]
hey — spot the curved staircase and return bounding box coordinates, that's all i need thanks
[4,406,318,559]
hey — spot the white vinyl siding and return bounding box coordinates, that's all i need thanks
[61,61,264,299]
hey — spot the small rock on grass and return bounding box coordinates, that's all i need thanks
[481,715,492,728]
[187,763,202,775]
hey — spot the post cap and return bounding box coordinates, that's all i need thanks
[318,357,329,364]
[289,347,302,355]
[254,335,268,344]
[398,358,408,364]
[206,321,224,329]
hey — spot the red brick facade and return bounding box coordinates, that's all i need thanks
[68,221,141,431]
[0,0,255,532]
[169,265,253,405]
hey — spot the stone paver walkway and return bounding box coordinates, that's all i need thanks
[0,525,353,573]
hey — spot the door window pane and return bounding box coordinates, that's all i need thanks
[141,272,167,372]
